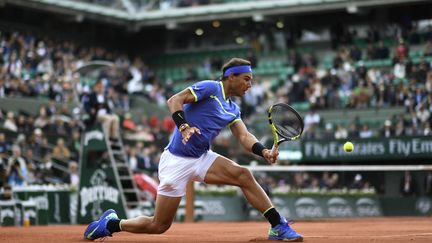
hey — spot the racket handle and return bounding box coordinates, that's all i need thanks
[271,143,279,153]
[270,144,279,164]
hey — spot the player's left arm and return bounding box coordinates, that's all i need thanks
[229,120,278,164]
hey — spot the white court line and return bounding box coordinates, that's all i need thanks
[306,233,432,238]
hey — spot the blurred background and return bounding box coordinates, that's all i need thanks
[0,0,431,225]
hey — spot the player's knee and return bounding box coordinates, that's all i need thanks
[237,167,254,186]
[151,222,172,234]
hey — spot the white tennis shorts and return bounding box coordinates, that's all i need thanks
[157,149,219,197]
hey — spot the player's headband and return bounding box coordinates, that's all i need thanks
[224,65,252,76]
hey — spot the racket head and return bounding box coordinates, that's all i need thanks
[268,103,304,144]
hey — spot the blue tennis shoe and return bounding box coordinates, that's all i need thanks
[84,209,119,240]
[268,217,303,242]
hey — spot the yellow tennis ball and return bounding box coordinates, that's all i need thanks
[344,142,354,152]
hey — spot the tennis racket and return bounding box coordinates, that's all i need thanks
[268,103,304,153]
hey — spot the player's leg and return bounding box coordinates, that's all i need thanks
[204,155,303,242]
[118,149,194,233]
[84,195,181,240]
[119,194,181,234]
[85,150,186,240]
[110,149,189,234]
[204,155,272,212]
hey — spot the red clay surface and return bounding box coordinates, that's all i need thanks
[0,217,431,243]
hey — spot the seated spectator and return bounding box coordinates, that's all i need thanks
[416,104,430,125]
[350,174,364,190]
[24,148,38,170]
[126,146,142,172]
[6,145,27,186]
[124,115,155,142]
[25,160,37,185]
[122,112,137,131]
[320,172,339,190]
[46,100,57,116]
[292,172,313,189]
[34,106,50,129]
[394,120,406,136]
[406,122,422,136]
[3,111,17,132]
[322,123,334,139]
[47,117,72,136]
[380,120,394,137]
[348,122,360,138]
[39,154,55,184]
[52,138,71,160]
[359,124,374,138]
[63,161,79,188]
[28,128,49,159]
[303,109,320,132]
[138,144,159,173]
[334,124,348,139]
[84,80,120,139]
[16,112,33,134]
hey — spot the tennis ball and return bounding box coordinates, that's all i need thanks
[343,142,354,153]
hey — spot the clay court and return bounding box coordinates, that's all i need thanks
[0,217,431,243]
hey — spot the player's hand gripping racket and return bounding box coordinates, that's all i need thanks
[268,103,304,159]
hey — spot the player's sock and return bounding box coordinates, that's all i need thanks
[106,219,122,233]
[263,207,281,228]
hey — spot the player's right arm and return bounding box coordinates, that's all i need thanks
[167,88,201,144]
[166,88,196,113]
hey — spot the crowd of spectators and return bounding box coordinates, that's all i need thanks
[1,19,432,194]
[0,27,173,190]
[237,24,432,139]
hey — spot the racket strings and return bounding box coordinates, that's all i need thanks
[271,105,303,138]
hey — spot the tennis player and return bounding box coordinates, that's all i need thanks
[84,58,303,242]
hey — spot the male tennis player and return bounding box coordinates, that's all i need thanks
[84,58,303,242]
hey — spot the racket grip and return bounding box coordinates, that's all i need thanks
[271,143,279,153]
[270,144,279,164]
